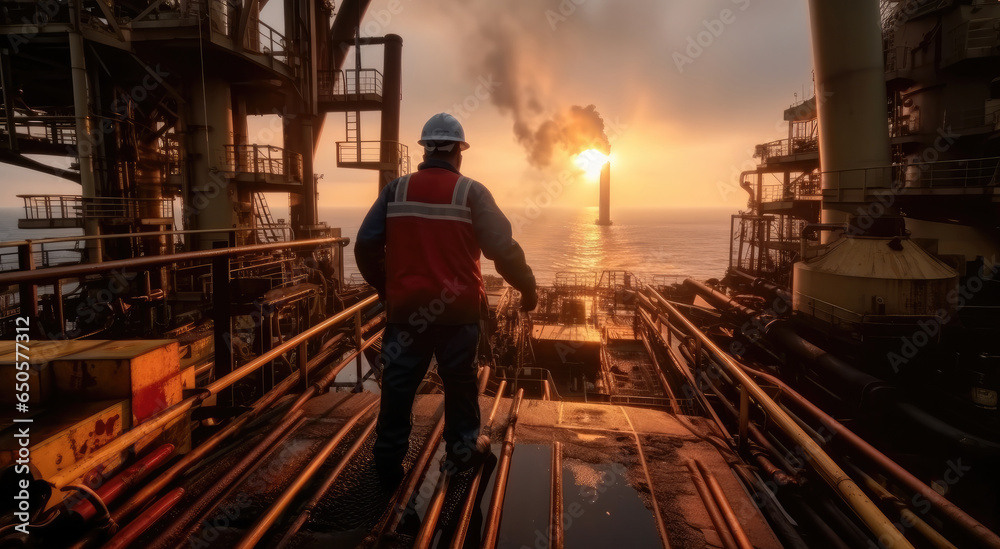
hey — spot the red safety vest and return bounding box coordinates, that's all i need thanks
[385,168,486,325]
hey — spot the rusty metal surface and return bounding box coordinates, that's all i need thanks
[0,340,105,406]
[80,387,777,549]
[501,398,783,549]
[0,398,130,510]
[531,324,602,343]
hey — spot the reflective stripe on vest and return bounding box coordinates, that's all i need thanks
[386,175,473,223]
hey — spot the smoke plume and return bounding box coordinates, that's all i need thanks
[524,105,610,167]
[455,3,611,169]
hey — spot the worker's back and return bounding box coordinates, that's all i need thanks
[384,168,485,325]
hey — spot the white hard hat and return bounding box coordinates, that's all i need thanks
[418,113,470,151]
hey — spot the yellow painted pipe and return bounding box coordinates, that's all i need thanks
[645,286,913,549]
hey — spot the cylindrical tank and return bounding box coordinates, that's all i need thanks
[807,0,892,227]
[793,236,957,321]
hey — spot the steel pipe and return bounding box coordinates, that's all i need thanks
[276,420,379,545]
[70,444,175,522]
[149,410,308,549]
[481,389,525,549]
[0,236,349,285]
[0,225,294,248]
[696,460,753,549]
[413,465,451,549]
[548,441,564,549]
[383,413,447,535]
[698,368,802,479]
[729,465,810,549]
[48,294,378,490]
[740,364,1000,548]
[447,381,510,549]
[682,278,757,318]
[687,460,738,549]
[106,348,326,529]
[101,488,185,549]
[645,286,913,549]
[640,334,682,415]
[235,400,380,548]
[637,307,729,439]
[852,465,958,549]
[415,367,496,549]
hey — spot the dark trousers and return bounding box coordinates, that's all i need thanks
[374,322,481,471]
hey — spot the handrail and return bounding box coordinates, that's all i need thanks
[46,293,379,489]
[0,226,277,248]
[225,144,303,181]
[643,285,913,549]
[318,68,384,98]
[0,237,349,285]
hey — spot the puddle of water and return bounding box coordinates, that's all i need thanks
[469,446,663,549]
[561,459,661,549]
[494,444,553,549]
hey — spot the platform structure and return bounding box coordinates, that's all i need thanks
[134,390,782,548]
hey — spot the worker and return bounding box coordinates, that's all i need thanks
[356,112,537,486]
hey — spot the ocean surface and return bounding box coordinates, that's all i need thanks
[0,206,735,284]
[329,205,734,285]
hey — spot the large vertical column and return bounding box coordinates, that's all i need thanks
[301,117,317,227]
[69,7,101,262]
[137,140,167,255]
[808,0,892,231]
[379,34,403,191]
[185,76,236,250]
[597,160,611,226]
[287,113,318,235]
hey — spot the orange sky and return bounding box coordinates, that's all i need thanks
[0,0,815,214]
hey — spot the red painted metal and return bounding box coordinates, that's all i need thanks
[70,444,175,522]
[102,488,185,549]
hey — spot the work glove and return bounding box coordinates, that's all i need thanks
[520,288,538,312]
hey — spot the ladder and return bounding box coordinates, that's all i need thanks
[346,110,361,162]
[253,192,282,243]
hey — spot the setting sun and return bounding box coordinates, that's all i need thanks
[574,148,609,179]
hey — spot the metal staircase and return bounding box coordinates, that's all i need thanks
[253,192,284,243]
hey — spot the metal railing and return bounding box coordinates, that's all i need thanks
[83,196,175,220]
[254,223,293,244]
[21,195,174,222]
[252,19,286,61]
[821,166,896,200]
[43,291,377,490]
[335,140,409,173]
[19,195,82,221]
[641,286,914,548]
[897,156,1000,188]
[198,0,287,63]
[11,116,77,145]
[554,271,598,289]
[318,69,384,100]
[226,144,303,182]
[754,136,818,161]
[946,105,996,131]
[792,290,866,329]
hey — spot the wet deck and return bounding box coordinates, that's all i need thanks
[136,390,782,548]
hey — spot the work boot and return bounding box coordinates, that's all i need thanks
[442,434,492,473]
[376,461,405,490]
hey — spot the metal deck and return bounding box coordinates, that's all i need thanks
[146,389,782,548]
